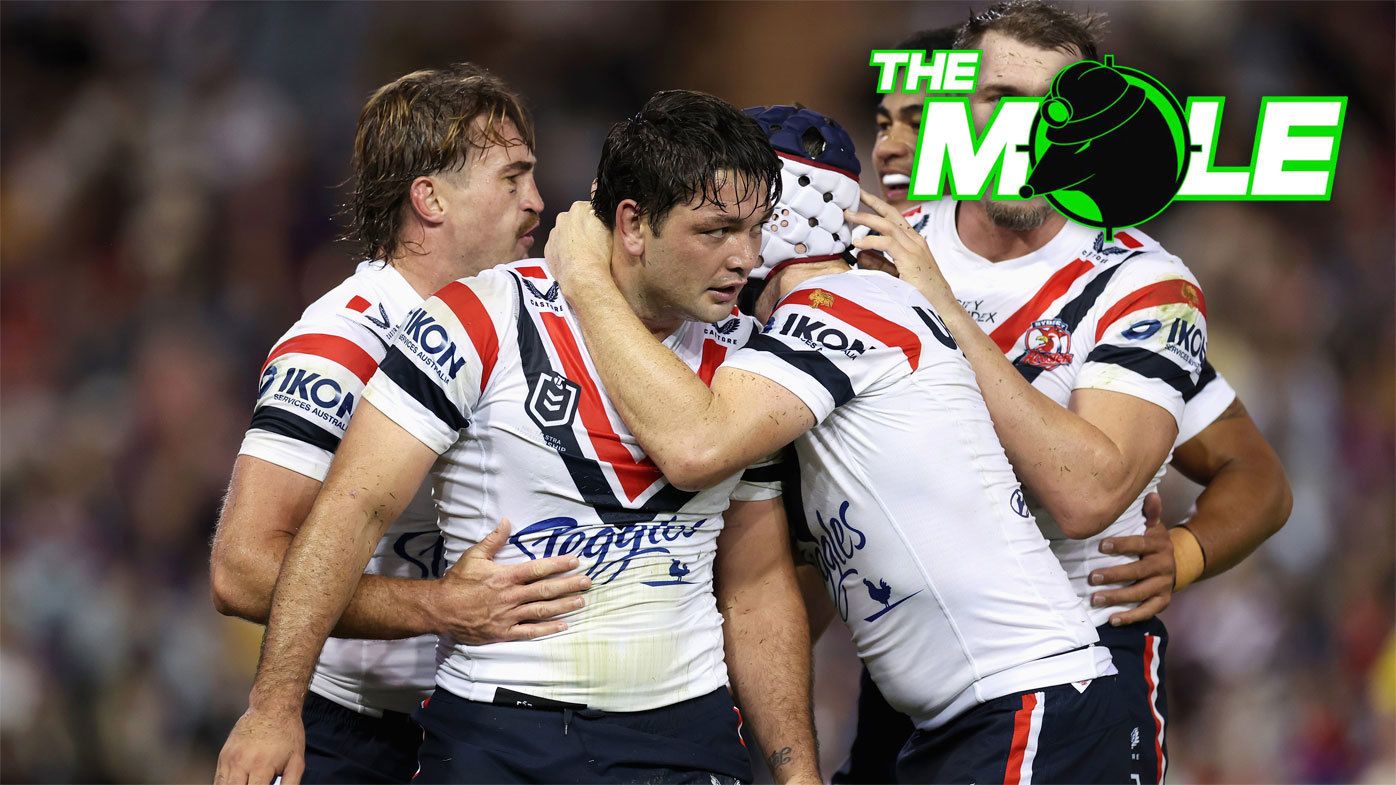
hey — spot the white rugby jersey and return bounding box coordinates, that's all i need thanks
[723,270,1113,730]
[910,200,1213,625]
[239,260,440,717]
[361,260,780,712]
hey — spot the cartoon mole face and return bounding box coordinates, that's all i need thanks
[1020,56,1192,238]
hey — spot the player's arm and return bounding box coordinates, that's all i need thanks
[849,192,1177,539]
[210,454,584,640]
[717,498,821,784]
[545,203,814,489]
[1092,396,1291,604]
[796,564,838,642]
[1169,397,1292,581]
[216,402,436,785]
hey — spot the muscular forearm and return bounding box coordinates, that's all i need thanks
[1169,399,1292,587]
[917,278,1140,533]
[1179,458,1292,583]
[249,495,399,713]
[721,571,820,783]
[216,532,438,639]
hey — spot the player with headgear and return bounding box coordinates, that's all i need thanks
[544,103,1133,784]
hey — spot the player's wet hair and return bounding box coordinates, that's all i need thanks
[956,0,1105,62]
[347,63,535,262]
[591,90,781,236]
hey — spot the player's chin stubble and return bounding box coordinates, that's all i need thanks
[984,196,1055,232]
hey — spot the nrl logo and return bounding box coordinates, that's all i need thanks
[526,371,581,429]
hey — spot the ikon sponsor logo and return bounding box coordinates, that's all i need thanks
[777,313,873,358]
[1166,317,1206,368]
[527,371,580,429]
[1122,319,1163,340]
[262,364,356,425]
[401,308,469,382]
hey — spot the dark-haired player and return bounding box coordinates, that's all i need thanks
[217,89,820,785]
[546,104,1131,785]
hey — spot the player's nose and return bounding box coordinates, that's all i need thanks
[874,125,915,169]
[730,237,759,275]
[520,176,544,215]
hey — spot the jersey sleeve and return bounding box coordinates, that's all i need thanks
[362,275,509,455]
[730,453,784,502]
[1175,360,1237,445]
[721,279,924,424]
[1075,258,1209,428]
[239,327,383,481]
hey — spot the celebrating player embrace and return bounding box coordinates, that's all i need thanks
[545,106,1131,784]
[217,89,818,785]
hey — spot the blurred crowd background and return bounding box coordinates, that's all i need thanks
[1,1,1391,782]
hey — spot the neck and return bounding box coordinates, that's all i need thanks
[609,247,683,341]
[956,200,1067,263]
[762,259,849,315]
[390,248,463,300]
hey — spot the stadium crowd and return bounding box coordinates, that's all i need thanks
[1,2,1391,782]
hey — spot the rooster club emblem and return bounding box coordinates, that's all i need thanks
[807,289,835,309]
[1181,282,1201,309]
[1023,318,1074,369]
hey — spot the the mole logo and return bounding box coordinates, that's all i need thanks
[1020,56,1190,238]
[871,49,1346,236]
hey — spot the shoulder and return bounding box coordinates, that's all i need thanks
[1081,229,1198,288]
[703,308,761,347]
[268,266,402,371]
[414,264,525,335]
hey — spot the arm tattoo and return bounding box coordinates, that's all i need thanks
[766,746,793,770]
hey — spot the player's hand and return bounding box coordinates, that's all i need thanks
[844,190,951,298]
[854,249,900,277]
[545,200,612,297]
[215,706,305,785]
[1089,492,1173,626]
[429,518,591,644]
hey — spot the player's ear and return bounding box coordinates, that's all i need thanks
[616,199,646,257]
[408,176,448,226]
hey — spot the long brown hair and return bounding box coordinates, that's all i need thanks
[347,63,534,262]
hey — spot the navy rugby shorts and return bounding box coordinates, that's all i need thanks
[300,690,422,784]
[412,685,751,784]
[1096,617,1170,785]
[897,675,1130,784]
